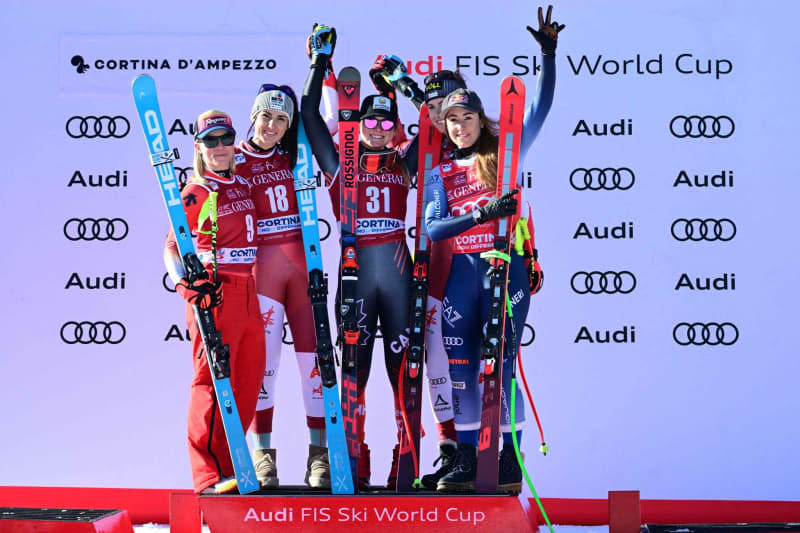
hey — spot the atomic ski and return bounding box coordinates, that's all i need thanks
[396,104,442,491]
[293,117,354,494]
[336,66,362,489]
[131,74,258,494]
[476,76,525,493]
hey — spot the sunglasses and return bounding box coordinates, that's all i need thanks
[200,133,235,148]
[258,83,295,98]
[424,70,459,86]
[363,118,394,131]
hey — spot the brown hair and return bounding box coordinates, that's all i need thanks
[446,110,499,190]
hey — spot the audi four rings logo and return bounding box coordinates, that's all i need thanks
[671,218,736,241]
[66,115,130,139]
[64,218,129,241]
[60,321,126,344]
[443,336,464,346]
[669,115,734,138]
[673,322,739,346]
[571,271,637,294]
[521,323,536,347]
[569,168,635,191]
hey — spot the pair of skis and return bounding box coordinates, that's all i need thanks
[133,75,354,495]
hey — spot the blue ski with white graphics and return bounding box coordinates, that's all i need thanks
[293,118,354,494]
[131,74,259,494]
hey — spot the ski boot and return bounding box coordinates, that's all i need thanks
[253,448,279,489]
[497,443,523,494]
[420,440,457,489]
[305,444,331,489]
[436,442,477,492]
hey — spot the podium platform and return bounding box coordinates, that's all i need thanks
[170,487,535,533]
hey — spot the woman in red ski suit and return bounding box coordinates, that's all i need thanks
[164,110,265,493]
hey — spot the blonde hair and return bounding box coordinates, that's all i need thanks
[192,109,236,184]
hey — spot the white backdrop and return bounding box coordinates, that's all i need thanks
[2,0,799,501]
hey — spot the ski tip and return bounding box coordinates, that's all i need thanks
[504,76,524,96]
[337,66,360,82]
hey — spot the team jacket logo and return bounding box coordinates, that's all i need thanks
[66,115,130,138]
[670,115,734,138]
[64,218,129,241]
[673,322,739,346]
[571,271,637,294]
[262,306,276,328]
[60,321,126,344]
[570,167,635,191]
[671,218,736,241]
[441,297,463,327]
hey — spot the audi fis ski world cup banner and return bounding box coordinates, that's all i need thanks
[2,0,798,503]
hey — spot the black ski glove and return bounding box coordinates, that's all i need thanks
[307,23,337,67]
[526,5,566,56]
[476,189,519,224]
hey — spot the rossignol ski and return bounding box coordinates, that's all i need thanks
[293,117,354,494]
[476,76,525,493]
[131,74,259,494]
[336,66,361,488]
[396,104,442,491]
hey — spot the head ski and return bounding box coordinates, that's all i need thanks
[293,117,354,494]
[130,74,258,494]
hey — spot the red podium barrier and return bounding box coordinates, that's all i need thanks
[170,491,534,533]
[0,508,134,533]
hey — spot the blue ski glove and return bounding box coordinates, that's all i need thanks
[308,23,337,67]
[527,5,566,56]
[369,54,418,99]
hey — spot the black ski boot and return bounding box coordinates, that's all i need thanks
[420,440,457,489]
[497,443,523,494]
[436,442,476,492]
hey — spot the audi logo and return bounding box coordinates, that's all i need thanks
[520,323,535,347]
[673,322,739,346]
[443,336,463,346]
[162,272,177,293]
[569,167,635,191]
[407,225,417,240]
[670,218,736,242]
[669,115,734,139]
[319,218,332,242]
[60,321,126,344]
[66,115,130,139]
[64,218,129,241]
[571,271,637,294]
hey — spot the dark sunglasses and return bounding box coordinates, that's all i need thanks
[200,133,235,148]
[258,83,295,98]
[363,118,394,131]
[424,70,459,86]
